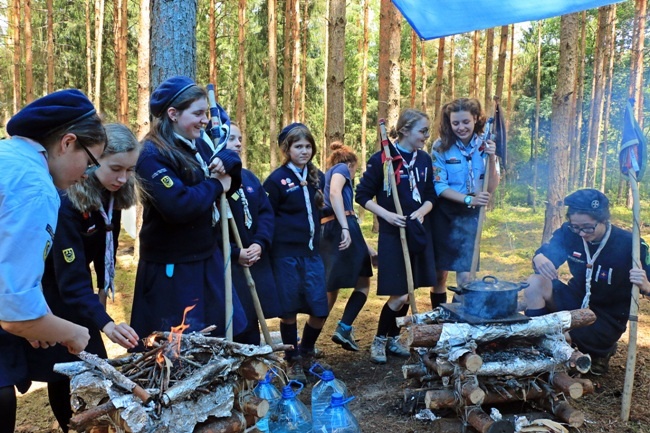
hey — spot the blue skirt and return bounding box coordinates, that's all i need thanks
[130,248,248,348]
[272,256,329,317]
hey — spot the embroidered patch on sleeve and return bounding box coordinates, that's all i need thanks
[161,176,174,188]
[62,248,75,263]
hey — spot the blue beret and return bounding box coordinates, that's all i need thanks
[7,89,96,139]
[564,189,609,212]
[278,122,307,146]
[150,76,196,118]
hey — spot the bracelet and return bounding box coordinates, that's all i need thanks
[342,228,350,231]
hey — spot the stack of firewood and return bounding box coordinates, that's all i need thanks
[399,309,597,433]
[54,329,291,433]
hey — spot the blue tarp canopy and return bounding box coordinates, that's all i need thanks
[392,0,624,40]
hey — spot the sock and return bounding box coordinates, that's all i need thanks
[280,321,299,360]
[430,292,447,309]
[525,307,549,317]
[299,322,323,354]
[0,386,17,433]
[48,380,72,433]
[387,304,410,337]
[234,326,261,345]
[340,291,368,326]
[377,303,400,337]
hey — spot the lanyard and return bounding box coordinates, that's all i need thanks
[396,142,422,203]
[287,162,315,250]
[98,195,115,301]
[581,223,612,308]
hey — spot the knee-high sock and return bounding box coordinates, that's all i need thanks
[430,292,447,309]
[280,321,299,361]
[0,386,17,433]
[387,304,410,337]
[48,379,72,433]
[300,322,323,354]
[377,303,400,337]
[340,291,368,326]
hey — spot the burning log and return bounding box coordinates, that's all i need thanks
[151,331,293,354]
[407,309,596,348]
[466,406,515,433]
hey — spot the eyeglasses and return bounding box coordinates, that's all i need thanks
[568,223,598,234]
[78,142,101,175]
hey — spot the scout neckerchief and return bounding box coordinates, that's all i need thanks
[98,195,115,301]
[238,187,253,229]
[287,162,315,250]
[580,222,612,308]
[454,134,480,194]
[396,142,422,203]
[175,133,220,225]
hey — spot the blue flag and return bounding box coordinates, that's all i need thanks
[619,99,647,181]
[392,0,624,40]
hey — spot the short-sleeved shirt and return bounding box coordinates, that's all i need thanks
[323,163,354,213]
[0,136,57,321]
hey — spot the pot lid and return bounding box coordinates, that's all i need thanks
[461,275,526,292]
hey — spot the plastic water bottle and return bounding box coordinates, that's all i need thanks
[254,369,282,432]
[310,364,347,433]
[269,380,312,433]
[318,393,360,433]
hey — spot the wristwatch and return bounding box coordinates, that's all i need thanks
[464,195,473,206]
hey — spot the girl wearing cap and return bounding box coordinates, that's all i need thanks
[524,188,650,375]
[430,98,499,309]
[225,122,282,345]
[0,89,103,433]
[263,123,327,380]
[25,123,140,432]
[320,142,375,352]
[355,108,437,364]
[130,76,247,347]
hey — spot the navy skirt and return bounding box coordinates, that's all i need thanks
[130,248,248,348]
[273,256,329,317]
[320,215,373,292]
[0,330,30,393]
[431,198,480,272]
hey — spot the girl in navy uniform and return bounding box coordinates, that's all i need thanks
[26,123,141,432]
[225,122,283,345]
[320,142,374,352]
[0,90,102,433]
[430,98,499,309]
[263,123,327,381]
[524,189,650,375]
[355,109,437,364]
[131,76,246,346]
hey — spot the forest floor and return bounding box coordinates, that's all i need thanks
[14,205,650,433]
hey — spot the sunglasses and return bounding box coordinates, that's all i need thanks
[78,142,101,175]
[568,223,598,234]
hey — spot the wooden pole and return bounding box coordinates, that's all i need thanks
[379,119,417,314]
[222,194,233,341]
[621,170,641,421]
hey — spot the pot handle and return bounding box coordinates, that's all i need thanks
[518,282,530,290]
[482,275,498,284]
[447,286,463,295]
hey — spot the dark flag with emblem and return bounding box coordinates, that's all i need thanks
[493,99,507,169]
[619,98,647,181]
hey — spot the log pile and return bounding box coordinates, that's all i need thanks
[54,329,291,433]
[400,308,597,432]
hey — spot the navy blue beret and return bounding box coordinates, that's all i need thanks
[564,189,609,212]
[150,76,196,118]
[278,122,307,146]
[7,89,96,139]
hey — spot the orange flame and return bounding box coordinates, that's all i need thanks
[167,304,196,361]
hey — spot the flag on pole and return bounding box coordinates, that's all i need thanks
[392,0,624,40]
[493,100,507,169]
[619,99,647,181]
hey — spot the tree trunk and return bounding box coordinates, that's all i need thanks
[150,0,198,88]
[599,5,616,193]
[209,0,217,87]
[117,0,129,123]
[268,0,279,169]
[448,35,455,101]
[94,0,105,110]
[85,0,92,99]
[433,37,445,124]
[300,0,308,123]
[12,0,21,113]
[410,30,417,107]
[291,0,301,123]
[420,40,428,115]
[484,28,494,113]
[470,31,479,98]
[282,0,294,127]
[326,0,346,148]
[570,11,587,191]
[24,0,33,104]
[237,0,248,166]
[377,0,401,138]
[321,0,329,168]
[531,23,542,212]
[360,0,369,171]
[136,0,151,140]
[585,6,611,188]
[506,24,514,132]
[46,0,54,93]
[495,25,508,104]
[629,0,647,126]
[542,13,580,243]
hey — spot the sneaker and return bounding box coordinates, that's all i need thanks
[298,345,325,359]
[387,335,411,357]
[332,323,359,351]
[370,336,388,364]
[287,356,307,383]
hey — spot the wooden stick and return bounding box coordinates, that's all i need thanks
[550,372,583,399]
[379,119,417,314]
[227,204,273,346]
[221,194,233,341]
[69,400,116,431]
[622,170,641,421]
[77,351,151,403]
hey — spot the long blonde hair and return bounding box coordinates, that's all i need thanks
[66,123,140,212]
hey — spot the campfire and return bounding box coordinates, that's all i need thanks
[399,306,597,432]
[54,308,291,433]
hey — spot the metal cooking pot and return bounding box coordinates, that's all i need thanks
[448,276,529,320]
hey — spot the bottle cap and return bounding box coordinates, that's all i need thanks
[330,392,355,407]
[309,363,335,381]
[281,380,304,398]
